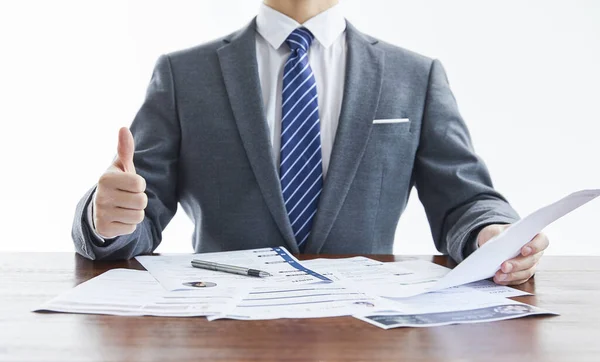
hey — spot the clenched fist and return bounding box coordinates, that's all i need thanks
[93,127,148,238]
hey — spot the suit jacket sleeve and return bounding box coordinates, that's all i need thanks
[414,59,520,263]
[72,55,180,260]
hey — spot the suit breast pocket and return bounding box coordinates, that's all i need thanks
[371,120,412,137]
[365,117,416,164]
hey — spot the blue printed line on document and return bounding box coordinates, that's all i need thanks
[272,247,331,282]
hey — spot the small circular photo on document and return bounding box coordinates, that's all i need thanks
[493,304,533,315]
[183,281,217,288]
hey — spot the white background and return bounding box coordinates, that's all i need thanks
[0,0,598,255]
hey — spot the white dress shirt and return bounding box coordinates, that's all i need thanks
[256,3,347,178]
[88,3,347,239]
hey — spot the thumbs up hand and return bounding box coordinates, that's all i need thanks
[94,127,148,238]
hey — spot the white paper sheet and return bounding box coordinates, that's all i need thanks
[354,286,556,329]
[302,257,394,282]
[355,303,555,329]
[431,189,600,291]
[302,257,437,298]
[136,247,331,291]
[381,285,523,313]
[35,269,247,317]
[465,279,531,298]
[208,284,395,320]
[386,260,532,298]
[303,258,529,299]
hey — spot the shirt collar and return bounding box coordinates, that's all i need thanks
[256,2,346,50]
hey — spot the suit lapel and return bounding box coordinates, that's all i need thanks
[304,22,385,254]
[217,19,299,253]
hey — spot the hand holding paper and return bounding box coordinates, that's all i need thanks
[477,224,549,285]
[431,189,600,291]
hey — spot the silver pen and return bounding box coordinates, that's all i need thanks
[191,259,272,278]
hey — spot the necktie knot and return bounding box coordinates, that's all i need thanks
[286,28,314,53]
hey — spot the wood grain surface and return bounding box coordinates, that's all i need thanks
[1,253,598,362]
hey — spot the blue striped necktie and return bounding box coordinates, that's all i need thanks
[279,27,323,251]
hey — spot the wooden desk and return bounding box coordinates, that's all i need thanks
[1,253,598,362]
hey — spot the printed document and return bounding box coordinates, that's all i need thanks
[303,257,530,299]
[354,287,555,329]
[209,259,539,322]
[35,269,246,317]
[136,247,331,291]
[208,284,395,320]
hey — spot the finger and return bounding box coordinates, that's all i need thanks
[494,266,536,285]
[115,127,136,173]
[99,172,146,193]
[96,221,137,239]
[96,190,148,210]
[102,207,145,225]
[501,251,543,273]
[521,233,550,256]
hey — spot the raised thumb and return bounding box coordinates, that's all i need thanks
[116,127,135,173]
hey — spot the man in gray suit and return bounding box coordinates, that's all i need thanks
[73,0,549,286]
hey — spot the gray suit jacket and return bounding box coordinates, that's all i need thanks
[72,19,519,262]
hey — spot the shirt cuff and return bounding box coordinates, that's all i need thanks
[462,232,480,258]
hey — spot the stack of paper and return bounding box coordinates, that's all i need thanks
[36,189,600,328]
[37,269,246,317]
[36,247,554,328]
